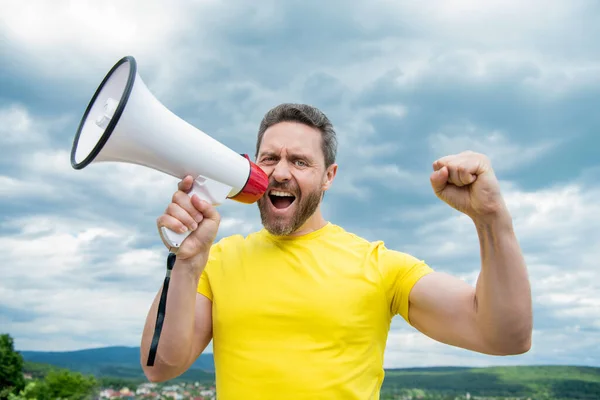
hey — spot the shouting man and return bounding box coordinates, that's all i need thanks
[141,103,532,399]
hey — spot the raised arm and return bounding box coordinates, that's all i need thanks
[140,175,221,381]
[408,215,532,355]
[407,151,532,355]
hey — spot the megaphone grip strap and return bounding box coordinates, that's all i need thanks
[147,252,177,367]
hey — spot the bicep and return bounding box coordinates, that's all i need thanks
[407,271,490,354]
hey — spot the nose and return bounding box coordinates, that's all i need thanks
[272,159,292,182]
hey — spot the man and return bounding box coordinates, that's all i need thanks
[140,103,532,399]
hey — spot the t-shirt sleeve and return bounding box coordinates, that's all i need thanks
[197,240,223,301]
[378,244,434,324]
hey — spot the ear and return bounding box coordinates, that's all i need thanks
[322,164,338,191]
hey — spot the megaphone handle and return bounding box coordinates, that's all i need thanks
[159,176,232,249]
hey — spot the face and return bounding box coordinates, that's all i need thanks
[255,121,337,236]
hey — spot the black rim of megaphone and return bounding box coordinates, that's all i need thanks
[70,55,137,170]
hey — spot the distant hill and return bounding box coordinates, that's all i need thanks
[19,346,600,399]
[20,346,214,382]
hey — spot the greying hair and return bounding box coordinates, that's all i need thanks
[255,103,337,167]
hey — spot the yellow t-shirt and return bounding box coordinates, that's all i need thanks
[197,222,433,399]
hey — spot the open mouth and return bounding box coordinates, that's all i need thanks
[268,189,297,210]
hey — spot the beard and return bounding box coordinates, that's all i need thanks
[257,179,323,236]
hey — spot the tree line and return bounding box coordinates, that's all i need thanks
[0,334,97,400]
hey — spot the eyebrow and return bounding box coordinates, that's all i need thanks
[259,150,314,161]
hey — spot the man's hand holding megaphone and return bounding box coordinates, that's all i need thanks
[157,175,221,268]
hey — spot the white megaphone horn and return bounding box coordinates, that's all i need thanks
[70,55,269,249]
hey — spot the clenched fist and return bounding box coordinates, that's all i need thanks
[430,151,509,221]
[157,175,221,262]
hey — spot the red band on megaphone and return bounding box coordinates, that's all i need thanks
[229,154,269,204]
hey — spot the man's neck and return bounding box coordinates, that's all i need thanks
[288,212,328,237]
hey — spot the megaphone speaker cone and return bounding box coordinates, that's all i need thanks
[70,55,269,249]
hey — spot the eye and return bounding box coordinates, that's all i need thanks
[295,160,307,167]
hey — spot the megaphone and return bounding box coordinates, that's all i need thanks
[70,55,269,249]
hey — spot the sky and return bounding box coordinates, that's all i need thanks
[1,0,599,369]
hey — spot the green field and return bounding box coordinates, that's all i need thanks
[381,365,600,399]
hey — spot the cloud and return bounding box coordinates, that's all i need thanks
[428,123,560,173]
[0,0,599,370]
[0,0,201,77]
[0,210,259,351]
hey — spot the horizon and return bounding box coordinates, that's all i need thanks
[16,344,600,370]
[2,0,599,370]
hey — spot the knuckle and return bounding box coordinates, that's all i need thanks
[166,203,177,214]
[173,190,187,203]
[158,215,174,229]
[177,191,192,206]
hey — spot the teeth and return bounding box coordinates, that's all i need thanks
[270,190,294,197]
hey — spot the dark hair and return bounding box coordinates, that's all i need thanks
[255,103,337,167]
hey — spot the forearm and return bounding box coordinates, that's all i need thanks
[473,211,533,354]
[141,256,206,377]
